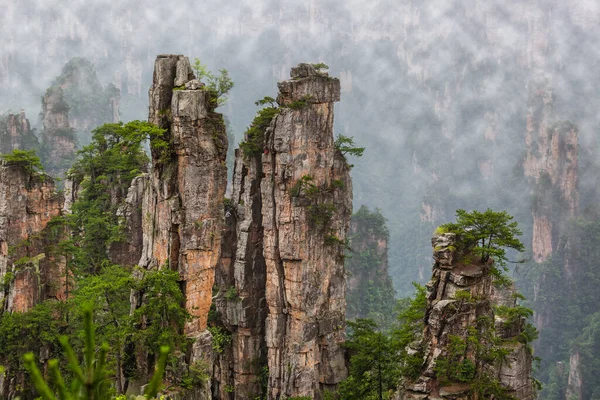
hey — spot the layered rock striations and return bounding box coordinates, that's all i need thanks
[40,86,77,179]
[399,233,535,400]
[50,57,121,145]
[212,150,268,399]
[262,64,351,399]
[210,63,352,399]
[0,162,64,314]
[132,55,228,386]
[0,111,39,154]
[525,77,579,263]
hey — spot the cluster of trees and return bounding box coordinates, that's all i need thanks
[0,122,192,398]
[0,134,537,399]
[519,207,600,399]
[0,59,238,398]
[337,208,533,400]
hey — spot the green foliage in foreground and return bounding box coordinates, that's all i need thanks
[337,284,426,400]
[132,268,190,356]
[1,149,44,174]
[23,305,169,400]
[0,266,189,397]
[0,301,64,379]
[338,319,399,400]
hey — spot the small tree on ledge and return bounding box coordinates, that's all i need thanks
[438,208,525,271]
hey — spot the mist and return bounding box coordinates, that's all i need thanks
[3,0,600,293]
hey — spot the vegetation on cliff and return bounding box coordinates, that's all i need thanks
[239,96,279,157]
[1,149,44,174]
[520,207,600,399]
[346,206,396,327]
[0,120,191,397]
[337,209,537,400]
[438,208,526,270]
[192,57,234,108]
[23,305,170,400]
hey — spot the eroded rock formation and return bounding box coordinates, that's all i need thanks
[525,77,579,263]
[128,56,227,394]
[346,206,396,325]
[212,151,268,399]
[0,162,65,314]
[399,233,535,400]
[40,86,76,179]
[210,63,352,399]
[50,57,120,145]
[0,111,39,154]
[263,64,351,399]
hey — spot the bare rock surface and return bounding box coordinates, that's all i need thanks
[0,163,65,313]
[210,65,351,400]
[0,111,39,154]
[40,87,76,179]
[262,66,351,399]
[131,56,227,396]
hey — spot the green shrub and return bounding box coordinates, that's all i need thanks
[1,149,44,174]
[225,286,240,302]
[208,326,232,354]
[23,305,170,400]
[192,58,234,108]
[334,134,365,158]
[287,95,314,110]
[239,104,279,158]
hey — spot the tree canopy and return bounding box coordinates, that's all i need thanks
[438,208,525,270]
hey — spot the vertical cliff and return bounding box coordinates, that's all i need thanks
[524,77,579,263]
[133,55,228,388]
[346,205,396,326]
[262,64,351,399]
[210,63,352,399]
[40,86,77,179]
[212,150,268,399]
[399,233,535,400]
[50,57,121,145]
[0,162,64,314]
[0,111,39,154]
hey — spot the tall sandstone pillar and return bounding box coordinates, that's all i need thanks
[263,64,351,399]
[212,64,351,399]
[212,150,268,399]
[136,54,228,351]
[0,163,64,314]
[524,76,578,264]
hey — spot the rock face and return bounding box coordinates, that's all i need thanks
[566,351,582,400]
[210,64,352,399]
[40,86,77,179]
[133,55,228,384]
[346,206,396,325]
[212,151,268,399]
[50,57,121,145]
[263,64,351,399]
[0,162,65,313]
[525,77,579,263]
[0,111,39,154]
[399,233,535,400]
